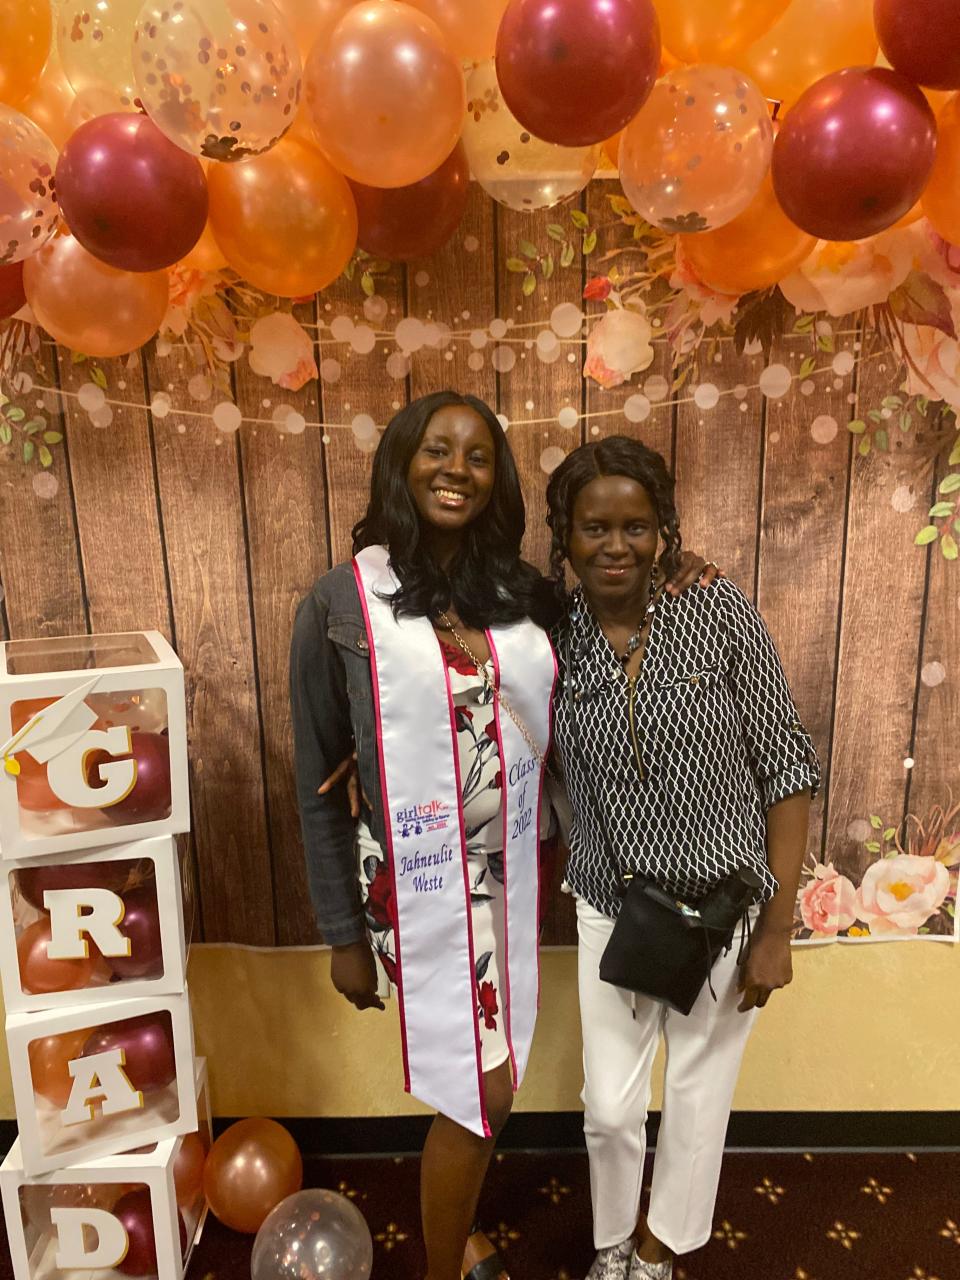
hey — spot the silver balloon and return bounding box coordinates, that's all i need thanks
[251,1189,373,1280]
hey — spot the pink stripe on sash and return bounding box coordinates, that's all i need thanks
[486,632,519,1088]
[351,559,411,1093]
[535,641,559,1007]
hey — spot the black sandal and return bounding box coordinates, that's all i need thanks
[463,1229,510,1280]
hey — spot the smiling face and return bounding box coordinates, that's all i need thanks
[567,474,660,608]
[406,404,496,537]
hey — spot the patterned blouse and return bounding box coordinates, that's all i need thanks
[551,579,821,919]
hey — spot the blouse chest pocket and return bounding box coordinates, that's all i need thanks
[648,664,722,693]
[328,617,371,698]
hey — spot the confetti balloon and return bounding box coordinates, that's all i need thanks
[0,1,52,108]
[875,0,960,91]
[23,234,169,357]
[772,67,937,242]
[652,0,789,63]
[350,142,469,261]
[619,65,773,233]
[304,1,465,188]
[57,0,141,110]
[462,60,600,212]
[738,0,878,109]
[251,1189,373,1280]
[408,0,508,60]
[923,93,960,245]
[0,106,59,265]
[208,132,357,295]
[495,0,661,147]
[133,0,302,162]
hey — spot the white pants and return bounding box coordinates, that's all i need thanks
[577,897,759,1256]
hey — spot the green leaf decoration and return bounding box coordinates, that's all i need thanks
[881,395,902,409]
[522,272,537,296]
[798,356,816,379]
[915,525,939,545]
[870,815,883,829]
[38,445,52,468]
[889,270,957,338]
[874,428,889,451]
[847,419,866,434]
[89,365,108,391]
[948,439,960,465]
[793,313,815,333]
[858,437,871,456]
[6,406,24,422]
[570,209,589,230]
[929,501,955,518]
[864,840,881,853]
[900,411,912,432]
[42,431,63,445]
[582,229,598,255]
[519,239,539,259]
[22,439,34,463]
[546,223,566,242]
[360,272,374,297]
[867,409,882,422]
[607,194,632,216]
[0,423,11,445]
[542,254,555,280]
[883,828,896,841]
[23,420,40,436]
[71,350,87,364]
[560,242,575,268]
[505,257,527,273]
[816,332,835,353]
[941,532,959,560]
[939,472,960,494]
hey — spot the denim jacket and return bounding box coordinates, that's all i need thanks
[290,563,387,945]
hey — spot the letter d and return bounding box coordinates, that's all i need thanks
[51,1207,128,1269]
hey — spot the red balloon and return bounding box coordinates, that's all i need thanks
[495,0,661,146]
[349,142,470,262]
[86,731,172,825]
[875,0,960,91]
[113,1188,187,1276]
[56,114,208,272]
[0,261,25,319]
[106,886,164,982]
[17,860,131,911]
[82,1012,176,1093]
[772,67,937,242]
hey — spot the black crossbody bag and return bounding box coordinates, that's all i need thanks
[563,630,761,1015]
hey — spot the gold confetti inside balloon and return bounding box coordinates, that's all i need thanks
[619,65,773,233]
[133,0,302,162]
[461,60,599,212]
[0,106,59,265]
[58,0,142,111]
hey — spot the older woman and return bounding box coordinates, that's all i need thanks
[545,436,820,1280]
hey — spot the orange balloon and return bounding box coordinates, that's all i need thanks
[653,0,789,63]
[923,93,960,245]
[304,0,466,188]
[0,1,52,108]
[181,218,228,273]
[602,131,623,169]
[272,0,356,60]
[29,1027,92,1108]
[23,235,169,358]
[17,918,103,995]
[679,171,816,294]
[203,1119,303,1234]
[10,698,70,812]
[891,200,924,230]
[19,49,77,151]
[740,0,878,109]
[408,0,509,60]
[173,1131,208,1207]
[208,134,357,297]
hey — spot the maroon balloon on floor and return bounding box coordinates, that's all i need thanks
[495,0,661,146]
[349,142,470,262]
[87,730,172,825]
[17,859,130,911]
[771,67,937,242]
[106,885,164,982]
[113,1188,188,1276]
[82,1012,176,1093]
[875,0,960,91]
[0,261,25,319]
[55,114,208,272]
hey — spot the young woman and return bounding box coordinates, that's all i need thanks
[290,394,715,1280]
[546,436,820,1280]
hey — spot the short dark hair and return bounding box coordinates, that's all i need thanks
[352,391,547,627]
[545,435,683,600]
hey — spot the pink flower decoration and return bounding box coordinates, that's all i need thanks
[778,224,924,318]
[583,307,654,389]
[855,854,950,935]
[901,285,960,410]
[799,861,858,936]
[248,311,318,392]
[670,242,739,327]
[162,265,218,338]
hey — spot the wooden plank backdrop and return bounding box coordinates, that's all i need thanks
[0,179,955,947]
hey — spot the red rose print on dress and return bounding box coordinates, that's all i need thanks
[439,637,479,678]
[364,858,396,932]
[477,980,499,1030]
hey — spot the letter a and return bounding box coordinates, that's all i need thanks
[60,1048,143,1126]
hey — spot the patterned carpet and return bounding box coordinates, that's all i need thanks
[175,1149,960,1280]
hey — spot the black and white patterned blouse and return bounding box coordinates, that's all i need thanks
[551,578,821,920]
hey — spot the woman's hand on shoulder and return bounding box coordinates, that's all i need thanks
[737,924,792,1012]
[331,940,384,1011]
[317,750,362,819]
[664,551,723,597]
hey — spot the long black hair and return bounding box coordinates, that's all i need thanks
[352,391,550,628]
[545,435,683,605]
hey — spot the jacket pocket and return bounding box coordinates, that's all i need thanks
[328,618,371,697]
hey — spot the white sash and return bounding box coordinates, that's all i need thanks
[353,546,556,1136]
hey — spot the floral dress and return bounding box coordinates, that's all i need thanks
[357,637,517,1073]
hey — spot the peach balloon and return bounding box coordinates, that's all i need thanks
[181,219,229,272]
[19,49,77,151]
[173,1131,208,1207]
[208,133,357,296]
[305,0,466,188]
[602,131,623,169]
[273,0,356,59]
[922,94,960,245]
[0,1,52,108]
[23,235,169,357]
[17,918,103,996]
[408,0,509,60]
[652,0,789,63]
[29,1027,92,1109]
[679,172,816,294]
[739,0,878,110]
[204,1119,303,1234]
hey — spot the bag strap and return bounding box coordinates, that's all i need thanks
[563,627,629,894]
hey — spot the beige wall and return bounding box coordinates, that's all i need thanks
[2,942,956,1120]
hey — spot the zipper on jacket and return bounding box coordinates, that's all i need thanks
[627,674,644,781]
